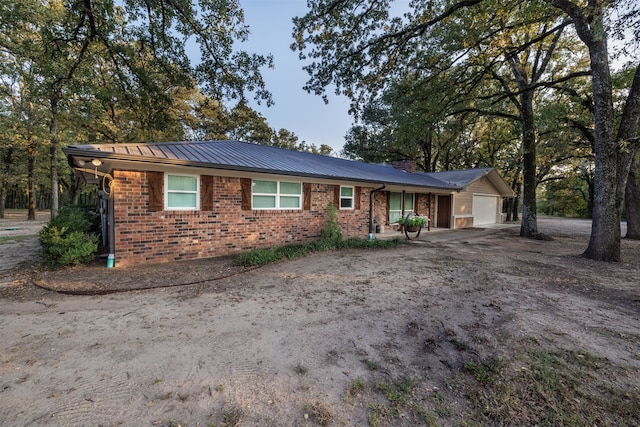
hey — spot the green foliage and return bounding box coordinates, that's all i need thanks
[464,357,503,385]
[361,358,382,371]
[319,203,342,243]
[39,207,99,268]
[398,216,428,227]
[235,238,402,267]
[1,0,278,212]
[234,202,353,267]
[47,206,98,234]
[375,376,416,406]
[467,346,640,426]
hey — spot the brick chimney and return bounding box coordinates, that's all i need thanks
[392,159,416,173]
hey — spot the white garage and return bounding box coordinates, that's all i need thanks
[473,194,500,225]
[429,168,514,229]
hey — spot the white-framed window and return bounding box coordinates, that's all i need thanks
[389,191,415,223]
[404,192,415,216]
[252,179,302,210]
[165,174,200,210]
[389,192,402,223]
[340,186,354,209]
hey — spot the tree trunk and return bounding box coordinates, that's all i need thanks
[0,147,12,219]
[547,0,623,261]
[626,150,640,239]
[49,97,60,219]
[505,197,513,222]
[27,139,36,221]
[618,65,640,238]
[519,90,538,237]
[512,194,520,222]
[0,174,6,220]
[581,39,620,261]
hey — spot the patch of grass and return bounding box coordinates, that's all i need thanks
[415,405,438,427]
[466,345,640,426]
[432,390,452,417]
[365,376,419,423]
[360,358,381,371]
[152,378,163,385]
[351,377,365,392]
[344,377,365,403]
[294,363,308,375]
[221,406,243,427]
[449,338,470,351]
[464,356,502,384]
[178,393,189,402]
[303,400,333,426]
[214,383,224,392]
[376,376,416,407]
[367,402,388,427]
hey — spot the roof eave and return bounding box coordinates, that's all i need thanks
[63,147,461,192]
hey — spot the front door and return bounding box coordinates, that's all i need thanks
[437,195,452,228]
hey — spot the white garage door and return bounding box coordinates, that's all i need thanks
[473,195,499,225]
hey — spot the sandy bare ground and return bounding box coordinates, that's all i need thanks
[0,210,49,282]
[0,217,639,426]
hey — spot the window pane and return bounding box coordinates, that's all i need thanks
[404,193,414,210]
[253,180,277,194]
[340,198,353,209]
[390,211,402,223]
[280,181,301,195]
[168,175,197,191]
[341,186,353,197]
[280,196,300,208]
[390,192,402,210]
[168,192,197,208]
[253,195,276,208]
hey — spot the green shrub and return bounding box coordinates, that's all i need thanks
[40,207,99,268]
[319,202,342,243]
[47,206,98,234]
[235,201,405,268]
[235,237,403,267]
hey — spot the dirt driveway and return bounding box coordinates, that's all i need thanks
[1,217,639,426]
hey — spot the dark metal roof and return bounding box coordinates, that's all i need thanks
[428,168,514,196]
[63,140,462,191]
[427,168,494,187]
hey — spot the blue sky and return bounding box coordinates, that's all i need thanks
[239,0,353,153]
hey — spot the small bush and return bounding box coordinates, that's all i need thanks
[234,201,403,267]
[40,207,99,268]
[235,238,403,267]
[319,203,342,243]
[47,206,98,234]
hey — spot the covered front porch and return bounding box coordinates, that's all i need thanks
[372,222,519,243]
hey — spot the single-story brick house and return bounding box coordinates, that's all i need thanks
[63,140,514,267]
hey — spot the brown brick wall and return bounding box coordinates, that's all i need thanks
[112,170,372,266]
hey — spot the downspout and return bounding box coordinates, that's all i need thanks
[369,184,386,240]
[108,193,115,267]
[102,173,115,268]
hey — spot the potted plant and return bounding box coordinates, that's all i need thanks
[398,216,428,232]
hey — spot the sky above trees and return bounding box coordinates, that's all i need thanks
[230,0,353,152]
